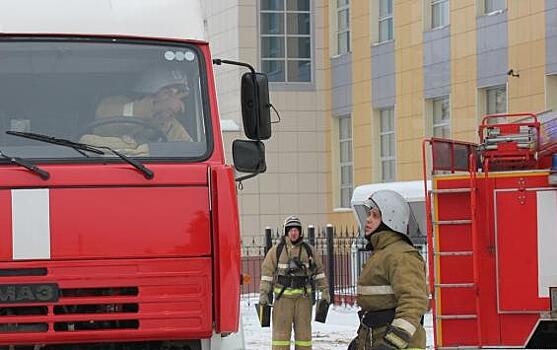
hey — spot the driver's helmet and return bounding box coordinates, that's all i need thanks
[134,66,190,96]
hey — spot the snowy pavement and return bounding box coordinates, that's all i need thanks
[241,296,434,349]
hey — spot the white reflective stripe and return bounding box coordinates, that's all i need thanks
[12,189,51,260]
[123,102,134,116]
[357,285,394,295]
[261,276,273,282]
[537,190,557,298]
[392,318,417,336]
[278,263,310,269]
[314,273,326,280]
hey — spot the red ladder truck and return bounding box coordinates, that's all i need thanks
[0,1,271,349]
[422,112,557,348]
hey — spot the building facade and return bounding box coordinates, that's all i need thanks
[205,0,553,233]
[325,0,552,227]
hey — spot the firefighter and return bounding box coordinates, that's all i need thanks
[349,190,428,350]
[259,216,330,350]
[80,66,192,154]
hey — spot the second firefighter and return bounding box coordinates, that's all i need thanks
[259,216,330,350]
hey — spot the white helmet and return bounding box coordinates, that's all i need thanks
[363,190,410,236]
[134,66,190,95]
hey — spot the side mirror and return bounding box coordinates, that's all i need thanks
[232,140,266,174]
[241,72,271,140]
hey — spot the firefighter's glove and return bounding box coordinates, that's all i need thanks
[320,289,331,304]
[259,291,270,305]
[382,325,411,349]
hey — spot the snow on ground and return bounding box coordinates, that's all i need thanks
[241,296,434,349]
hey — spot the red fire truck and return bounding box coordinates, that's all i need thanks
[423,112,557,348]
[0,1,270,349]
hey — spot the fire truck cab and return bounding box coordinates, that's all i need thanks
[423,113,557,348]
[0,1,269,349]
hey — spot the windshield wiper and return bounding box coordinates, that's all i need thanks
[6,131,154,180]
[0,150,50,180]
[93,146,154,180]
[6,131,104,157]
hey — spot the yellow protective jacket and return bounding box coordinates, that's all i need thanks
[259,238,328,298]
[357,230,428,349]
[94,95,192,142]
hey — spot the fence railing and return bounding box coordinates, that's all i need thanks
[241,225,372,306]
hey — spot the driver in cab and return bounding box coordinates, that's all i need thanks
[80,67,192,155]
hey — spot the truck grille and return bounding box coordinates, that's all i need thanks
[0,268,47,277]
[0,258,212,345]
[0,286,140,333]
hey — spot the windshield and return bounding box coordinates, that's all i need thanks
[0,38,209,160]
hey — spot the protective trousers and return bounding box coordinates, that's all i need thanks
[271,295,312,350]
[351,323,381,350]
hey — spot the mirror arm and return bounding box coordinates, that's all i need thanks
[213,59,256,74]
[235,171,260,183]
[270,103,281,124]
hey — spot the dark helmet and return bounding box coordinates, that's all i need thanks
[283,215,303,237]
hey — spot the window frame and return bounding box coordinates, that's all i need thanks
[431,0,449,30]
[432,96,451,138]
[484,0,506,15]
[336,0,350,55]
[545,74,557,112]
[486,85,507,114]
[379,107,396,182]
[480,84,507,124]
[378,0,394,43]
[338,115,353,208]
[260,0,313,83]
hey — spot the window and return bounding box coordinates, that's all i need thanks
[486,85,506,114]
[379,108,396,182]
[431,0,449,29]
[432,96,450,138]
[485,85,507,124]
[378,0,393,42]
[260,0,311,82]
[337,0,350,55]
[484,0,505,14]
[0,40,209,160]
[546,75,557,112]
[338,116,353,208]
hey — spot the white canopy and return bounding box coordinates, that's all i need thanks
[351,180,431,206]
[351,180,431,244]
[0,0,206,42]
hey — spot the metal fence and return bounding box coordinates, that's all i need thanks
[241,225,371,306]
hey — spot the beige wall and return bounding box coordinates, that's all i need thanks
[207,0,330,236]
[395,0,424,181]
[450,0,478,142]
[507,0,545,113]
